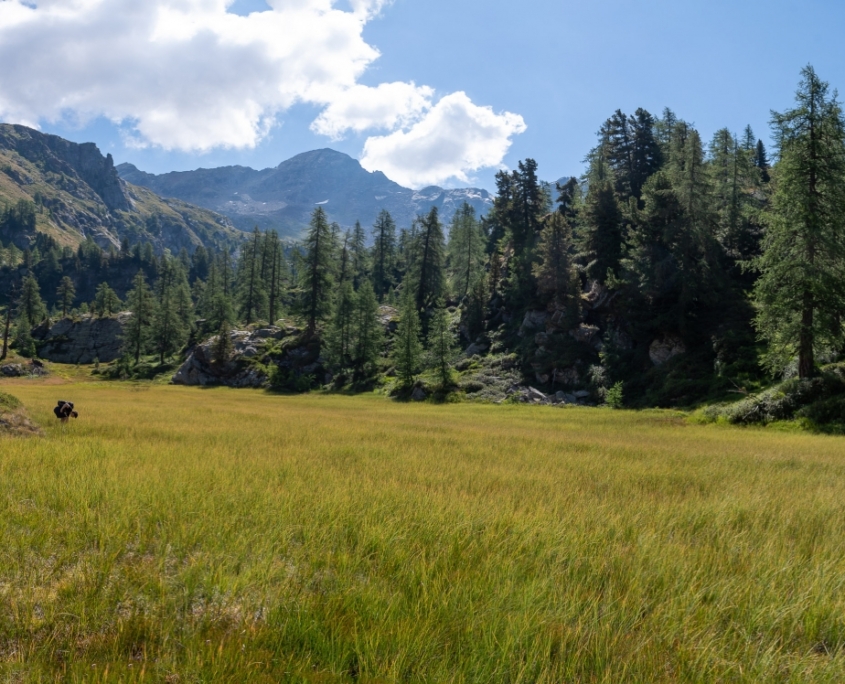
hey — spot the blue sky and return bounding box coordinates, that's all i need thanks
[2,0,844,190]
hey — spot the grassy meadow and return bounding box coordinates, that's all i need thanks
[1,383,845,681]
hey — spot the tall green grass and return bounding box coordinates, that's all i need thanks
[1,384,845,681]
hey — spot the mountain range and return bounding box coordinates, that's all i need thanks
[0,124,241,254]
[117,149,494,239]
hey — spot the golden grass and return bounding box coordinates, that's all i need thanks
[2,382,845,682]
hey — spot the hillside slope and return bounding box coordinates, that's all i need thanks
[0,124,242,253]
[118,148,493,238]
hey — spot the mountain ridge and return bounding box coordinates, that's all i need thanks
[117,149,494,238]
[0,124,242,254]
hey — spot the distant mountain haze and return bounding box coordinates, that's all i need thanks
[117,149,494,239]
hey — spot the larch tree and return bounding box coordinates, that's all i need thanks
[446,202,485,301]
[392,292,423,390]
[125,271,156,364]
[56,276,76,317]
[300,207,335,331]
[413,206,446,314]
[371,210,396,301]
[754,66,845,378]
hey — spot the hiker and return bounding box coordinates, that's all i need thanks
[53,400,78,423]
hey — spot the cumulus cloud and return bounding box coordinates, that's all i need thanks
[361,92,526,188]
[0,0,525,186]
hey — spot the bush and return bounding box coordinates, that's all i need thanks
[605,382,624,409]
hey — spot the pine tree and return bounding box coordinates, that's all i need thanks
[18,272,45,324]
[754,139,771,182]
[151,257,189,364]
[56,276,76,317]
[427,302,456,388]
[353,281,383,375]
[413,207,446,313]
[533,213,579,313]
[13,312,35,357]
[350,221,369,290]
[371,210,396,301]
[237,227,268,324]
[199,259,235,332]
[392,293,423,389]
[446,202,485,300]
[326,280,356,369]
[300,207,335,330]
[124,271,156,364]
[264,231,287,324]
[754,66,845,378]
[579,153,623,283]
[93,282,121,317]
[212,320,234,365]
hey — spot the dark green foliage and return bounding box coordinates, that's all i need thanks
[212,320,234,365]
[300,207,335,330]
[325,280,356,369]
[18,272,45,325]
[353,281,383,376]
[237,228,268,324]
[427,303,457,388]
[371,210,396,302]
[124,271,156,364]
[533,213,578,311]
[392,293,423,389]
[56,276,75,317]
[600,108,662,202]
[412,207,446,314]
[13,312,35,357]
[579,161,623,283]
[754,66,845,378]
[447,202,485,301]
[93,282,121,317]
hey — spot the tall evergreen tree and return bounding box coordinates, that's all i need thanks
[56,276,76,317]
[350,221,370,291]
[533,213,579,313]
[392,292,423,389]
[447,202,485,300]
[93,282,121,317]
[125,271,156,364]
[326,280,356,369]
[579,153,623,283]
[371,210,396,301]
[151,257,188,364]
[300,207,335,330]
[413,207,446,313]
[754,66,845,377]
[237,227,268,324]
[754,139,771,182]
[18,272,45,324]
[353,281,383,375]
[264,231,287,324]
[427,302,457,388]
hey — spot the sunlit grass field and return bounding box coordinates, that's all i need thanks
[2,383,845,682]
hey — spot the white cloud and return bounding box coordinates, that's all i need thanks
[0,0,525,185]
[360,92,526,188]
[310,82,434,140]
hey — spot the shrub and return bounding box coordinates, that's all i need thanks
[605,382,624,409]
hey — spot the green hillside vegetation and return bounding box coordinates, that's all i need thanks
[2,384,845,681]
[0,124,241,254]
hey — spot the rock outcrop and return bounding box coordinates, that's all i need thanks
[32,314,130,364]
[172,325,323,389]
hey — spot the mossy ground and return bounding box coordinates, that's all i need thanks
[1,381,845,681]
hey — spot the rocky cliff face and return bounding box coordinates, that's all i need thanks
[118,149,494,239]
[32,313,130,364]
[172,325,323,388]
[0,124,242,253]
